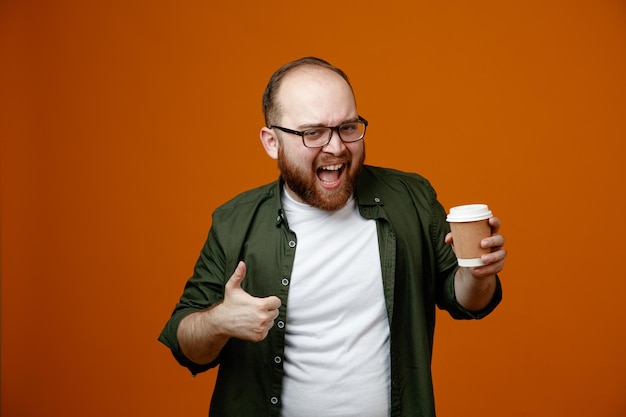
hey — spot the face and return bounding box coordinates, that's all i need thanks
[260,66,365,211]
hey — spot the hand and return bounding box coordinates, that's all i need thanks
[220,261,281,342]
[446,216,507,278]
[448,217,506,311]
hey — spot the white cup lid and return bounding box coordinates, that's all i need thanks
[446,204,492,222]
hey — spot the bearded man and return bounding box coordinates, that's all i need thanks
[159,57,506,417]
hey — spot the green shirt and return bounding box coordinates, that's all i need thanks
[159,165,502,417]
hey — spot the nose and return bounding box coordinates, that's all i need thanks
[321,127,346,154]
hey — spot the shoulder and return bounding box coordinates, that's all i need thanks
[357,165,451,249]
[357,165,438,202]
[361,165,432,183]
[212,180,281,222]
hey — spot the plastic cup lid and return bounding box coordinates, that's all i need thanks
[446,204,492,222]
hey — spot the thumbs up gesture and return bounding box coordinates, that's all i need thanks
[221,261,282,342]
[177,261,282,365]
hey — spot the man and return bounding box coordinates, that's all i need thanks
[159,57,506,417]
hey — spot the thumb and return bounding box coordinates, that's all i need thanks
[225,261,246,292]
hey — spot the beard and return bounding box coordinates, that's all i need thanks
[278,146,365,211]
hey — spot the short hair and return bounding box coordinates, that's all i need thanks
[262,57,353,126]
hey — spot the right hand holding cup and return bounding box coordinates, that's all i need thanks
[446,204,506,276]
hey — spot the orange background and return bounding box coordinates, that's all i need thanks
[2,1,625,416]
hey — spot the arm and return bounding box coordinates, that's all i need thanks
[446,216,507,312]
[176,261,281,365]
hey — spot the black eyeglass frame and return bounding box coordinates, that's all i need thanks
[269,116,368,148]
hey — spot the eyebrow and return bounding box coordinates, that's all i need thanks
[297,117,360,130]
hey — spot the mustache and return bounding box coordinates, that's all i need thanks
[315,151,351,166]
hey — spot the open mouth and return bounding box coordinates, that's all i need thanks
[316,163,344,186]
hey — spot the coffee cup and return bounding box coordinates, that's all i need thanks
[446,204,493,267]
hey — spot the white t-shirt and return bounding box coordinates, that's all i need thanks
[280,189,391,417]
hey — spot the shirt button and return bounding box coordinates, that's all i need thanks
[277,321,285,329]
[270,396,279,405]
[274,356,282,364]
[281,278,289,286]
[288,240,296,248]
[374,197,381,203]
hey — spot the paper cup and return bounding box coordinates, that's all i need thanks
[446,204,493,267]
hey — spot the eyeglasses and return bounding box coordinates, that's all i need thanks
[270,116,368,148]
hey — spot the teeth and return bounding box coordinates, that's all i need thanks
[320,164,343,171]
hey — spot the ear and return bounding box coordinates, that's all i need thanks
[260,127,279,160]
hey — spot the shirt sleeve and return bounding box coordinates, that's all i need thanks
[158,225,227,375]
[441,268,503,319]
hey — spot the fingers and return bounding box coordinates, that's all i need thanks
[225,261,246,292]
[450,216,506,278]
[488,216,501,233]
[244,298,281,342]
[222,261,281,343]
[225,262,282,310]
[481,217,505,250]
[475,243,507,277]
[480,246,507,265]
[264,295,282,311]
[478,217,506,274]
[481,234,505,251]
[472,255,505,277]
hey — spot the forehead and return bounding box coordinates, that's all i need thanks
[275,66,357,125]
